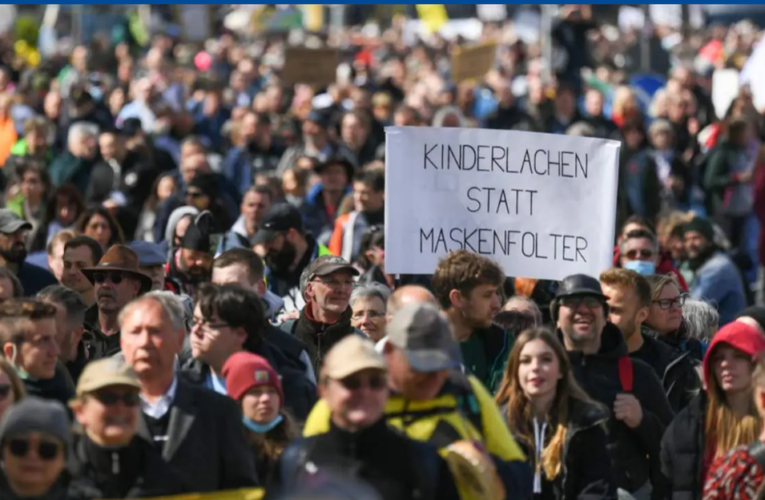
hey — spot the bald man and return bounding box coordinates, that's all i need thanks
[376,285,439,352]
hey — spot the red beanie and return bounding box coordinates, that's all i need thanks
[703,321,765,386]
[222,352,284,406]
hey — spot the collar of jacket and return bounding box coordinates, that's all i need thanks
[559,323,628,363]
[325,417,391,452]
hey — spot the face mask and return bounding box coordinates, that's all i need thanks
[242,414,283,434]
[624,260,656,275]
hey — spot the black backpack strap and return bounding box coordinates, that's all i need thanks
[749,441,765,470]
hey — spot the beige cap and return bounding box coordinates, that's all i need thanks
[322,335,387,380]
[76,358,140,396]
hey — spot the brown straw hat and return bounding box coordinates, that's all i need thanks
[81,245,153,294]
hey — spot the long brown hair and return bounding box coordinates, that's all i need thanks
[704,348,761,459]
[246,410,298,462]
[495,328,599,479]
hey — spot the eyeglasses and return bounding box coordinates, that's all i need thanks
[6,438,61,460]
[92,272,124,285]
[653,295,686,310]
[91,390,140,408]
[560,296,603,310]
[314,277,355,289]
[186,191,205,199]
[191,317,231,330]
[352,310,386,321]
[338,372,387,391]
[624,249,654,260]
[0,384,11,400]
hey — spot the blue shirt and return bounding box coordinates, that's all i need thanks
[205,371,227,396]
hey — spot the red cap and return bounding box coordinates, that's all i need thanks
[703,322,765,386]
[222,352,283,406]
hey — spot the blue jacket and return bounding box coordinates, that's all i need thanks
[300,182,351,245]
[222,144,284,195]
[689,252,747,326]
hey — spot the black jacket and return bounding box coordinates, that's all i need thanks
[633,333,701,413]
[67,433,187,499]
[561,323,675,499]
[290,307,360,375]
[280,419,460,500]
[180,344,317,422]
[135,378,258,492]
[518,399,617,500]
[660,393,706,500]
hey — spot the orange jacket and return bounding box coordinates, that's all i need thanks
[328,212,352,257]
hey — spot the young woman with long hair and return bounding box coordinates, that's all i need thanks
[495,328,616,500]
[223,351,297,489]
[661,321,765,500]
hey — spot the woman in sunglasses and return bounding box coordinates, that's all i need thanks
[67,358,186,499]
[644,273,706,361]
[0,397,70,500]
[223,352,297,488]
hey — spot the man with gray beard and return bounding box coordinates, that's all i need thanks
[80,245,153,359]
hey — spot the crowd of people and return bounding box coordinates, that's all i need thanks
[0,4,764,500]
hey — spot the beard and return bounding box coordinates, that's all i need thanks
[265,242,297,273]
[182,265,211,285]
[0,242,27,264]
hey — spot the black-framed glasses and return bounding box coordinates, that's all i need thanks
[560,295,603,310]
[92,272,124,285]
[91,391,140,408]
[6,438,61,460]
[186,190,205,199]
[338,372,387,391]
[191,317,231,330]
[653,295,686,310]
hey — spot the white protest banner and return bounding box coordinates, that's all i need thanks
[384,127,620,281]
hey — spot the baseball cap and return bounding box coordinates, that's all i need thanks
[322,335,387,380]
[300,256,360,295]
[0,209,32,234]
[252,203,304,245]
[75,358,140,396]
[129,240,167,267]
[386,303,462,373]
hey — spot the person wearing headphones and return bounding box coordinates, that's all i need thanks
[552,274,674,500]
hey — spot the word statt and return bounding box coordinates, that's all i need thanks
[385,126,620,281]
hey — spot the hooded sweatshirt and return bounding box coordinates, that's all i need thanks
[164,206,199,258]
[561,323,674,497]
[660,322,765,500]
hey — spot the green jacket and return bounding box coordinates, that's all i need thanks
[460,325,515,394]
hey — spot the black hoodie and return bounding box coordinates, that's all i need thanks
[561,323,674,499]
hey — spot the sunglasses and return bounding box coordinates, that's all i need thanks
[6,438,61,460]
[92,272,124,285]
[186,191,205,199]
[338,373,387,391]
[92,391,140,407]
[625,249,654,259]
[653,295,686,310]
[560,295,603,310]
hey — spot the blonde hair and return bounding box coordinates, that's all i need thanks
[705,360,760,458]
[0,356,26,403]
